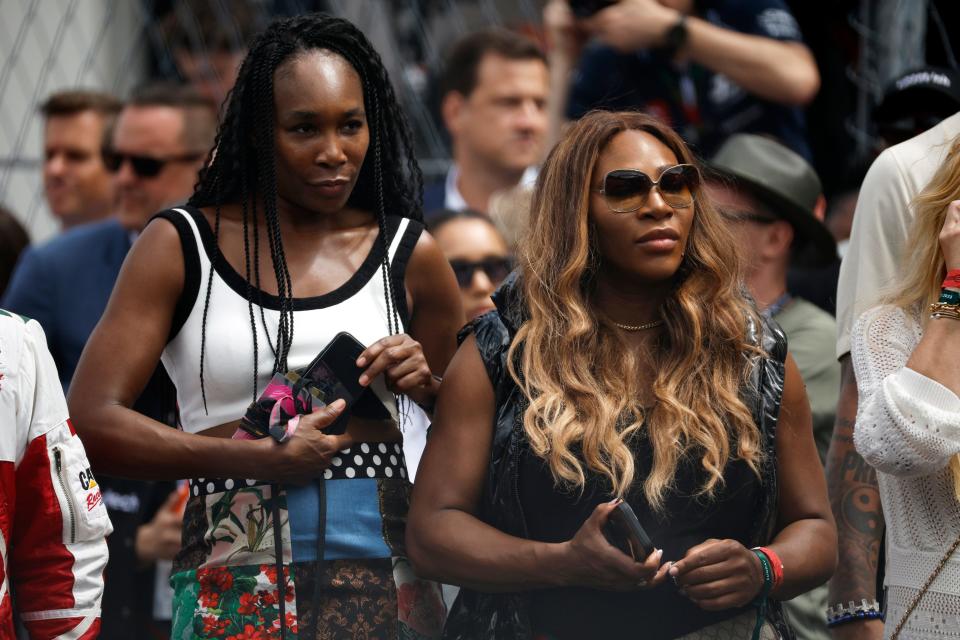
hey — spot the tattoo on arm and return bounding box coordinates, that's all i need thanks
[825,359,884,604]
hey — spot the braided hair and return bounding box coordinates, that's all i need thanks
[189,13,423,411]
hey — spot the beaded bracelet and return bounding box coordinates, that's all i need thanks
[825,599,884,628]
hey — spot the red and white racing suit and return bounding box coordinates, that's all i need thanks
[0,311,111,639]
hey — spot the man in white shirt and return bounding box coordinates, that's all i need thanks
[424,28,549,217]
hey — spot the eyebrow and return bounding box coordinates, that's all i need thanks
[285,108,366,119]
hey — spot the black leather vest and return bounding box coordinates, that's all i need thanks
[443,275,791,640]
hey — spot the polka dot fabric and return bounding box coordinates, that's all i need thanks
[188,441,407,497]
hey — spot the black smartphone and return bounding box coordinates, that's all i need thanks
[603,501,654,561]
[297,332,370,436]
[568,0,618,18]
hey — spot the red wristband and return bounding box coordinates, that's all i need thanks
[755,546,784,591]
[942,269,960,289]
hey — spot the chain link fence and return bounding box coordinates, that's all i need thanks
[0,0,546,243]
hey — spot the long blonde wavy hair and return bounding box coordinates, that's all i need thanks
[884,136,960,500]
[508,111,765,510]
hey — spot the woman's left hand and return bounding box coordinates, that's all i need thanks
[668,538,765,611]
[357,334,438,406]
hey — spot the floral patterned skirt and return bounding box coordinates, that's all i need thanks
[169,443,445,639]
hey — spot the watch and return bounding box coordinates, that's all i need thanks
[663,14,688,56]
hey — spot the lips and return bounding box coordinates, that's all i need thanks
[309,177,351,198]
[636,227,680,252]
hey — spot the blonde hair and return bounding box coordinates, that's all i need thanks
[508,111,765,510]
[885,137,960,500]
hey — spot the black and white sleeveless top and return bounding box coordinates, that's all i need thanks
[157,206,422,434]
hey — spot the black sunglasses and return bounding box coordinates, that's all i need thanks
[595,164,701,213]
[102,149,204,178]
[449,257,513,289]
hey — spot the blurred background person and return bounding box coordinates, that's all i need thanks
[160,0,261,109]
[39,90,122,230]
[0,204,29,298]
[2,82,217,640]
[707,133,839,640]
[425,28,549,217]
[873,66,960,151]
[429,209,514,320]
[543,0,819,158]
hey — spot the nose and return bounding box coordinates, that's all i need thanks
[45,153,66,178]
[114,157,137,186]
[315,133,348,167]
[640,186,674,220]
[515,99,545,133]
[470,268,496,296]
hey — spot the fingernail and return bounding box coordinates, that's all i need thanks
[330,399,346,411]
[358,375,368,386]
[668,565,678,576]
[656,549,663,562]
[357,357,366,366]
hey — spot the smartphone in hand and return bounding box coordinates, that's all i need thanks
[603,501,654,561]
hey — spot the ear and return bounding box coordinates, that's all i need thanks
[763,220,794,260]
[441,91,466,136]
[813,194,827,222]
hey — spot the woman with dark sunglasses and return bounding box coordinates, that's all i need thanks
[68,13,463,638]
[407,111,836,639]
[429,209,514,321]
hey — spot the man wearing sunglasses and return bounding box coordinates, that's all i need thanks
[3,82,217,640]
[705,133,838,640]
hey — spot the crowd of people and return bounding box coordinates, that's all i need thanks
[1,1,959,639]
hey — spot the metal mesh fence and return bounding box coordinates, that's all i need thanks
[0,0,546,243]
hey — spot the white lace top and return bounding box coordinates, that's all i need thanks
[852,305,960,639]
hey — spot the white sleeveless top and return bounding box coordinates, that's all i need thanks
[158,206,422,434]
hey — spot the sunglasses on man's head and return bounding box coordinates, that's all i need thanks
[101,149,204,179]
[595,164,701,213]
[449,257,513,289]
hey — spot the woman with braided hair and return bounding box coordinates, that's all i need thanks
[69,13,462,638]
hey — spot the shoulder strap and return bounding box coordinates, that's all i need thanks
[149,208,203,342]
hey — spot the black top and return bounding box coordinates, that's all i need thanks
[520,434,761,639]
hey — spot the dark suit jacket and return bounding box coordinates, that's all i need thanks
[422,179,447,221]
[2,218,177,637]
[3,219,132,388]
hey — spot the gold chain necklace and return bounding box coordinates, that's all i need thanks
[612,319,664,331]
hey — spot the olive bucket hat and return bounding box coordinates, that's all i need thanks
[710,133,837,267]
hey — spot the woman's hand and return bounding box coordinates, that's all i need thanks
[267,400,352,484]
[939,200,960,271]
[559,500,669,591]
[357,334,438,406]
[669,538,765,610]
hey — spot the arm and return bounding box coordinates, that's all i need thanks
[407,334,663,591]
[584,0,820,106]
[67,218,347,482]
[671,353,837,608]
[851,305,960,476]
[12,321,110,639]
[825,356,884,640]
[358,231,464,408]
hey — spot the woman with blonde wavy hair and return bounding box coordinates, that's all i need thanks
[407,111,835,639]
[850,138,960,639]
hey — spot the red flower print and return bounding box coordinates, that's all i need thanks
[272,612,298,635]
[257,589,277,608]
[237,592,259,615]
[397,580,445,635]
[226,624,269,640]
[198,567,234,609]
[202,615,230,637]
